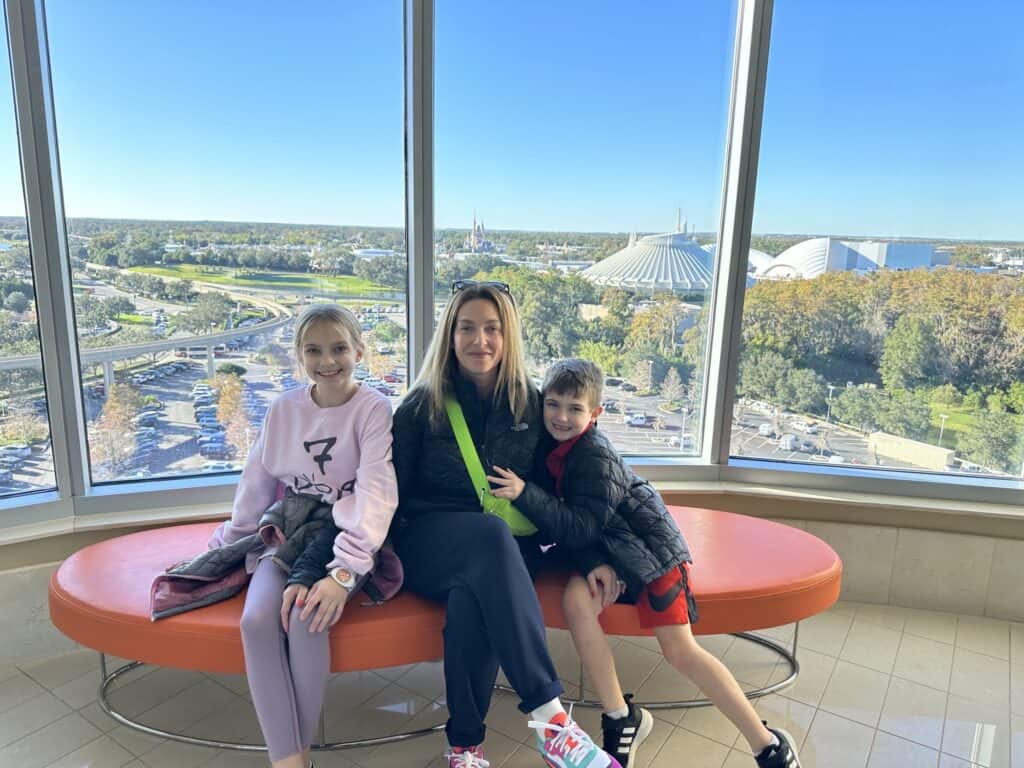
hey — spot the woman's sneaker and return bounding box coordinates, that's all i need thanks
[754,724,801,767]
[529,710,622,768]
[445,745,489,767]
[600,694,653,767]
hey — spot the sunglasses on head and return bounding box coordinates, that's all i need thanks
[450,279,515,304]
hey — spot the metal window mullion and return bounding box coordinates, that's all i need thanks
[404,0,434,379]
[5,0,88,498]
[702,0,773,467]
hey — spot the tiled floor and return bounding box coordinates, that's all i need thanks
[2,602,1021,768]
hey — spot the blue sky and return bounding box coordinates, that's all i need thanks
[0,1,1021,241]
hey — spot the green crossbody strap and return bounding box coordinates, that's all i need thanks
[444,396,538,536]
[444,396,491,505]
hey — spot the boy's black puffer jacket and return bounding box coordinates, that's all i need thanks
[391,368,541,528]
[517,426,691,600]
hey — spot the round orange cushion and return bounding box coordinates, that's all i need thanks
[49,507,840,673]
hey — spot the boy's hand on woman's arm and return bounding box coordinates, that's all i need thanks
[487,466,525,500]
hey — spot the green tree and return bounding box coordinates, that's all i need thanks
[353,254,405,289]
[880,316,941,391]
[575,340,621,377]
[832,387,883,432]
[877,390,932,440]
[2,291,29,313]
[179,292,233,333]
[216,363,248,377]
[957,411,1022,473]
[1007,381,1024,414]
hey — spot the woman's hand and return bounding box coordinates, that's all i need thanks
[487,466,525,500]
[299,576,349,633]
[587,564,625,609]
[280,584,309,632]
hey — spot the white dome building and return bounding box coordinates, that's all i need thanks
[582,231,713,294]
[701,243,774,273]
[755,237,939,281]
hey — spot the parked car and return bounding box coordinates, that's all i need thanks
[604,377,622,387]
[620,382,638,392]
[625,412,647,427]
[1,444,32,458]
[758,423,774,437]
[778,434,798,451]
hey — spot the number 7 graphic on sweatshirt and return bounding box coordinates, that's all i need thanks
[303,437,337,474]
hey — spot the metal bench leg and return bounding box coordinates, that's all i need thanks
[97,654,445,752]
[498,628,802,711]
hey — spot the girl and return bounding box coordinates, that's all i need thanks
[391,281,619,768]
[209,304,398,768]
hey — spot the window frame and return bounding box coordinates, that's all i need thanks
[0,0,1018,530]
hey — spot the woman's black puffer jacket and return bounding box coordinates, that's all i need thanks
[391,368,541,527]
[517,426,691,599]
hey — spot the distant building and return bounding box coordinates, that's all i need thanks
[581,229,713,295]
[755,237,942,281]
[463,213,494,253]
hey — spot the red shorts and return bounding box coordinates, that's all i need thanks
[637,562,696,628]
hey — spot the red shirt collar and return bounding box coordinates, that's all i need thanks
[545,421,593,496]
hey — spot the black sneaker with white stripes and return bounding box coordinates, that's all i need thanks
[754,723,801,768]
[600,694,653,768]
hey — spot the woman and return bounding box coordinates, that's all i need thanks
[391,281,618,768]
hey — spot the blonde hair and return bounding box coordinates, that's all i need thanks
[543,358,604,409]
[412,284,531,428]
[292,304,365,368]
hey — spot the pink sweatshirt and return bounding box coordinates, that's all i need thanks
[208,383,398,575]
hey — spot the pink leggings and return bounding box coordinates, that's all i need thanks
[240,558,330,761]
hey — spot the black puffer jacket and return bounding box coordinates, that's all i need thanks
[517,426,691,600]
[391,368,541,527]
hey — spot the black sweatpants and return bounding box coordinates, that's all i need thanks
[394,510,564,747]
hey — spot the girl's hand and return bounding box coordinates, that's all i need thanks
[587,564,624,609]
[280,584,308,632]
[299,576,349,633]
[487,466,525,500]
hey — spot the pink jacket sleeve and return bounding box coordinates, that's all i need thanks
[207,413,278,549]
[326,398,399,574]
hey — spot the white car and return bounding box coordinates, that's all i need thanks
[625,413,647,427]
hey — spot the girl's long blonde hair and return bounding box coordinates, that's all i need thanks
[412,284,532,428]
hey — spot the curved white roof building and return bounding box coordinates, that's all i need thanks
[755,237,939,280]
[701,243,774,273]
[582,232,713,294]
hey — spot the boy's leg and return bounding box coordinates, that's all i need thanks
[562,573,626,713]
[654,623,772,751]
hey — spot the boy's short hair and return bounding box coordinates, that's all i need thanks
[542,358,604,409]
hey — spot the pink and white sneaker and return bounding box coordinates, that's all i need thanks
[529,710,622,768]
[445,745,490,767]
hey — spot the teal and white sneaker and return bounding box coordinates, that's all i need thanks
[528,710,622,768]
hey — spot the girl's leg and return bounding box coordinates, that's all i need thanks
[240,558,306,767]
[654,623,773,752]
[286,603,331,756]
[562,573,627,713]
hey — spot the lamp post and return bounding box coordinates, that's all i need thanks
[938,413,949,447]
[826,384,837,423]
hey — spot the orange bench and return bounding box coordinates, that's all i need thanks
[49,506,841,751]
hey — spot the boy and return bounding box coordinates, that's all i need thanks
[488,359,801,768]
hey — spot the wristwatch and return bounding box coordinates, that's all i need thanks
[330,567,357,591]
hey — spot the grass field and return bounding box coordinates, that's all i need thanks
[116,313,152,326]
[129,264,391,296]
[926,403,1023,449]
